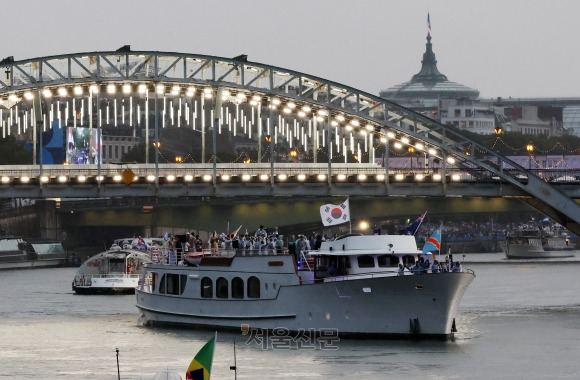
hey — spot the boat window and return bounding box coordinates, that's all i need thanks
[166,273,180,295]
[159,274,166,294]
[201,277,213,298]
[402,255,416,267]
[216,277,228,299]
[231,277,244,299]
[357,255,375,268]
[247,276,260,298]
[109,258,125,273]
[180,275,187,294]
[152,272,158,292]
[377,255,399,267]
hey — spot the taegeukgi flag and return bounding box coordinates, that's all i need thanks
[320,198,350,226]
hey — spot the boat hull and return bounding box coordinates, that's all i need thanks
[500,243,576,259]
[73,275,141,295]
[0,258,66,270]
[73,285,136,295]
[136,271,474,338]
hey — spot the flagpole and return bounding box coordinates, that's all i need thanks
[348,197,352,234]
[209,331,217,380]
[230,341,238,380]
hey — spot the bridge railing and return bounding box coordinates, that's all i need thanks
[1,163,579,186]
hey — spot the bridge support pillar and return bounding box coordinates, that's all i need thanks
[36,200,63,241]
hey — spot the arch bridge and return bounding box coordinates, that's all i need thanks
[0,50,579,234]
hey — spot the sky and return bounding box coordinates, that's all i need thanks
[4,0,580,100]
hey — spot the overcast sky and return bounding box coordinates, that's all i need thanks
[5,0,580,100]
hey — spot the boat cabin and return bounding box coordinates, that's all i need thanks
[301,234,432,282]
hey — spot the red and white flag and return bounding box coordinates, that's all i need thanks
[320,198,350,227]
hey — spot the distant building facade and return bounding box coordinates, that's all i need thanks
[380,32,580,137]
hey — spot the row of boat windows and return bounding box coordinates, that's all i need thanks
[153,272,261,299]
[155,273,188,295]
[202,276,261,299]
[356,254,415,268]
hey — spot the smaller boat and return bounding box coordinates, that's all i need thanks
[0,236,67,270]
[500,222,577,259]
[72,245,152,294]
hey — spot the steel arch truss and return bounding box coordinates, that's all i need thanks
[1,51,580,232]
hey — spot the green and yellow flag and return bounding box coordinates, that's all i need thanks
[186,333,216,380]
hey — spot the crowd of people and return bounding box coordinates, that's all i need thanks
[398,254,462,276]
[146,224,474,277]
[152,217,547,258]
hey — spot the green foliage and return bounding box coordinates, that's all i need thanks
[0,135,33,164]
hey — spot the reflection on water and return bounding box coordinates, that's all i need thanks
[0,261,579,379]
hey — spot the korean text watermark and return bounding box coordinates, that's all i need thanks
[241,325,340,350]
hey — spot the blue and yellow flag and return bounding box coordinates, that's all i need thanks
[423,226,441,255]
[186,333,216,380]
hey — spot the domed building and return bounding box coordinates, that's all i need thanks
[380,33,497,134]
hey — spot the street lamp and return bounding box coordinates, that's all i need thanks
[175,155,183,163]
[408,146,415,170]
[289,148,298,161]
[526,143,534,170]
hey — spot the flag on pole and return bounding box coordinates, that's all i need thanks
[320,198,350,227]
[422,226,441,255]
[230,225,242,238]
[427,12,431,31]
[186,333,217,380]
[399,211,427,235]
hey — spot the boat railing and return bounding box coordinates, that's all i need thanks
[153,247,291,265]
[298,266,475,284]
[73,273,140,286]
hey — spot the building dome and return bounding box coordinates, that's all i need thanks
[380,33,479,102]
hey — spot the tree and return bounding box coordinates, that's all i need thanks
[0,135,33,164]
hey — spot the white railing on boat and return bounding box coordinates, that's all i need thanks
[73,273,141,286]
[151,248,292,265]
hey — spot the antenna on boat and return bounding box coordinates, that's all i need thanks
[229,341,238,379]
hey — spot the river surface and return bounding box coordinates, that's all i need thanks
[1,253,579,379]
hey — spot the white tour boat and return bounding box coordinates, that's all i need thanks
[136,233,475,339]
[500,223,577,259]
[72,245,153,295]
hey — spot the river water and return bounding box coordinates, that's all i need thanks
[1,253,579,379]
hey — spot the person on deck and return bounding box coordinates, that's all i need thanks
[288,235,297,262]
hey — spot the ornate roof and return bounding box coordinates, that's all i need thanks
[380,33,479,101]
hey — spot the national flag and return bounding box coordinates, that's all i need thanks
[230,225,242,238]
[320,198,350,227]
[427,12,431,31]
[423,226,441,255]
[399,211,427,236]
[186,333,216,380]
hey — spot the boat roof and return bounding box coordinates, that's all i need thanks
[312,234,422,257]
[86,249,151,261]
